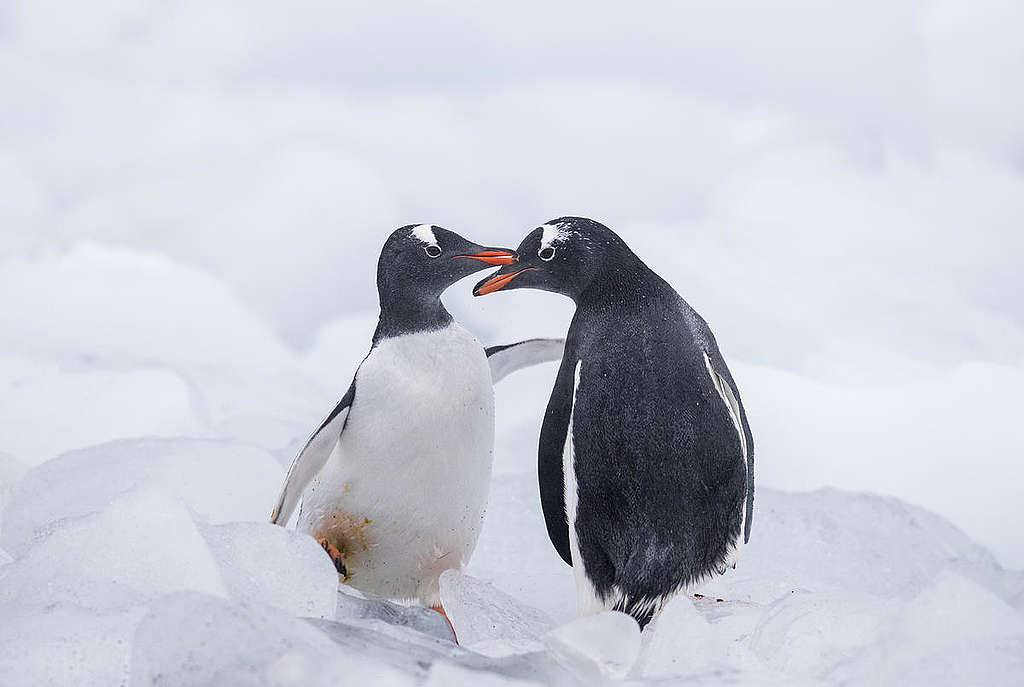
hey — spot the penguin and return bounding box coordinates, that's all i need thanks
[473,217,754,628]
[270,224,563,630]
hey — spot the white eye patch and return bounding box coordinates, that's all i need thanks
[539,223,565,251]
[410,224,439,249]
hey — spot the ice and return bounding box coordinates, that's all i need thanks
[439,569,555,651]
[199,521,338,619]
[334,585,457,642]
[637,595,761,681]
[541,611,640,679]
[0,603,144,687]
[129,592,415,687]
[424,661,544,687]
[1,437,282,556]
[0,489,226,612]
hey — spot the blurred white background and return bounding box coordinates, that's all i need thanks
[1,1,1022,566]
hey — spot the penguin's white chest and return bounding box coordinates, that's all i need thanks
[299,324,494,604]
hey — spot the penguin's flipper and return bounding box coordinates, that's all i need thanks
[537,355,578,566]
[270,380,356,526]
[702,350,755,542]
[485,338,565,384]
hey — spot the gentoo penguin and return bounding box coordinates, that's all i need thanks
[270,224,563,629]
[474,217,754,628]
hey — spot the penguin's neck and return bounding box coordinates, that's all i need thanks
[576,252,663,310]
[373,289,453,343]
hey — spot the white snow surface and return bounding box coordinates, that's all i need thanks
[0,239,1021,685]
[2,2,1023,682]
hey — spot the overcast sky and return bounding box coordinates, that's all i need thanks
[1,1,1022,564]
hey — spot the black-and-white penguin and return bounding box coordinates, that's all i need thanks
[474,217,754,628]
[270,224,563,625]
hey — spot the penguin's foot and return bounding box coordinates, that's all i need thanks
[430,604,458,644]
[316,537,347,577]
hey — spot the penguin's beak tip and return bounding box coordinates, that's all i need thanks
[455,249,517,266]
[473,267,534,296]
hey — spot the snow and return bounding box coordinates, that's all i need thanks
[1,3,1022,678]
[0,250,1021,685]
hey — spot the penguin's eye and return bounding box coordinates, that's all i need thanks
[424,245,442,258]
[538,247,555,261]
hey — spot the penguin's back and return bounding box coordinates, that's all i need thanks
[567,286,749,610]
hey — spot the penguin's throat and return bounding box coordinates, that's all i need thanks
[375,294,452,341]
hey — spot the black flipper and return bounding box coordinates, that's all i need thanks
[270,379,356,526]
[537,355,577,566]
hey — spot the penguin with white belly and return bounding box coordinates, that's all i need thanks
[474,217,754,628]
[271,224,562,630]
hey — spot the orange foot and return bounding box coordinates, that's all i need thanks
[316,537,347,577]
[431,604,458,644]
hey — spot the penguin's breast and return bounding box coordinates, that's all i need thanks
[319,324,495,535]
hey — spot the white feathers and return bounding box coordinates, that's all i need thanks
[540,223,568,250]
[563,360,604,615]
[297,323,494,606]
[410,224,438,247]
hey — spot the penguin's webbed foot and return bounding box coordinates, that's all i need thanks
[317,537,347,577]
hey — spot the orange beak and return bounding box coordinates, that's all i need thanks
[455,249,517,266]
[473,268,536,295]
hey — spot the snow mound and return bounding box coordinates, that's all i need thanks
[698,487,1017,604]
[830,572,1024,685]
[0,451,26,532]
[1,437,282,556]
[0,353,204,465]
[0,244,292,370]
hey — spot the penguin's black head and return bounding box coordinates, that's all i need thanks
[473,217,636,301]
[378,224,516,300]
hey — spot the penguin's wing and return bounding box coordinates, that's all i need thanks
[485,338,565,384]
[702,350,755,542]
[270,379,356,526]
[537,355,578,566]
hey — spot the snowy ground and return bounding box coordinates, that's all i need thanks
[0,249,1022,686]
[3,2,1024,683]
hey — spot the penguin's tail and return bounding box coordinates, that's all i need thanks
[612,596,659,629]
